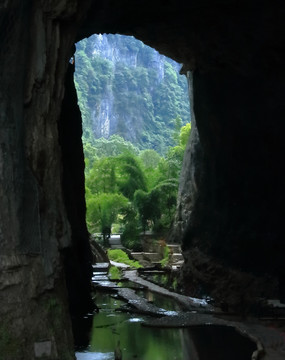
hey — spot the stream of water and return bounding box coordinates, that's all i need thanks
[74,284,256,360]
[75,290,191,360]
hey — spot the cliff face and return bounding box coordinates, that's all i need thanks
[74,34,190,153]
[1,0,285,358]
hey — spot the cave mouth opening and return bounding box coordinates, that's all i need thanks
[73,32,192,250]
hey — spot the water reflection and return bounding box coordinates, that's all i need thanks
[76,352,113,360]
[189,325,256,360]
[141,289,181,312]
[75,291,189,360]
[75,291,256,360]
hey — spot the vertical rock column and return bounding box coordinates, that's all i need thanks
[58,55,94,321]
[0,1,92,359]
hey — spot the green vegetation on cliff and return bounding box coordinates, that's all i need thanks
[75,34,190,154]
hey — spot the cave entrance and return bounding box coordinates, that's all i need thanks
[73,33,192,252]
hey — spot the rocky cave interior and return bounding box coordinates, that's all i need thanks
[1,0,285,359]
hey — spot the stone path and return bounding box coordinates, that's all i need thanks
[117,287,175,316]
[124,270,211,311]
[108,234,124,249]
[92,263,285,359]
[131,243,184,268]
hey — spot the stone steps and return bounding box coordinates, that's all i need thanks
[131,252,145,261]
[110,244,124,249]
[109,239,121,245]
[131,243,184,266]
[143,252,162,262]
[92,262,109,272]
[172,253,183,262]
[108,234,124,249]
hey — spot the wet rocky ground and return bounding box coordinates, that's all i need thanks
[92,263,285,360]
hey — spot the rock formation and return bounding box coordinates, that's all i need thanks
[74,33,190,153]
[1,0,285,358]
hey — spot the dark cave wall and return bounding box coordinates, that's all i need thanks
[58,59,94,318]
[189,67,285,271]
[0,1,92,359]
[180,66,285,308]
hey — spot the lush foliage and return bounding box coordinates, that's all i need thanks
[75,34,191,155]
[85,122,191,249]
[107,249,142,268]
[77,34,192,248]
[84,135,140,171]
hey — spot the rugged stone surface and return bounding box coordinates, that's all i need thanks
[180,62,285,305]
[1,0,285,358]
[0,1,91,359]
[58,59,94,319]
[168,72,200,243]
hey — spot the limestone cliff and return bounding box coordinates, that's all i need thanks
[74,34,190,153]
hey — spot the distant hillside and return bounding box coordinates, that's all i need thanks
[74,34,190,154]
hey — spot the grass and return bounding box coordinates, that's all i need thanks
[108,266,122,280]
[107,249,142,268]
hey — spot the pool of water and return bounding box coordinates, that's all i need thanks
[136,288,181,312]
[75,287,256,360]
[75,291,189,360]
[189,325,256,360]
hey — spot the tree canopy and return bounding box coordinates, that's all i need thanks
[84,121,191,248]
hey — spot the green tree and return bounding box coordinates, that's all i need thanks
[85,157,117,194]
[139,149,161,169]
[138,149,162,190]
[133,122,191,233]
[86,192,128,242]
[179,122,191,148]
[172,116,183,144]
[133,190,150,231]
[120,204,141,250]
[151,179,179,230]
[134,189,161,232]
[116,154,147,199]
[84,120,191,242]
